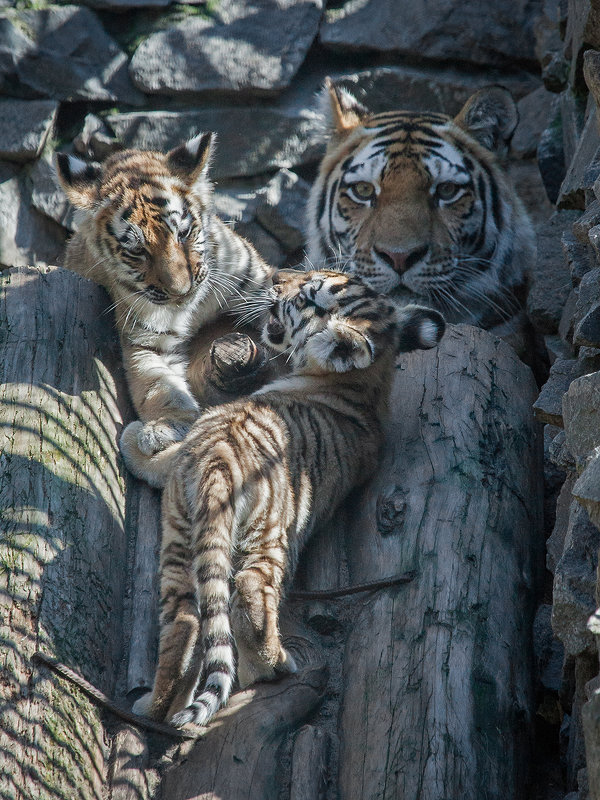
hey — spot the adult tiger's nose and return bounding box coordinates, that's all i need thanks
[374,245,429,274]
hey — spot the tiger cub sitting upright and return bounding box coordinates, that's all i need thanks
[125,269,445,727]
[307,81,538,367]
[55,134,272,458]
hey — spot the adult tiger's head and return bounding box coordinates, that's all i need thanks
[56,134,216,308]
[306,82,535,333]
[263,269,445,375]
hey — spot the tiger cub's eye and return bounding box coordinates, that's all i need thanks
[349,181,376,201]
[436,182,462,202]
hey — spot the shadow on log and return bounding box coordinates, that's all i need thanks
[0,265,132,799]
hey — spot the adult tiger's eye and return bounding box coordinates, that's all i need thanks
[350,181,376,200]
[436,181,461,201]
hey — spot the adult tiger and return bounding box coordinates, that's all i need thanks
[306,81,540,370]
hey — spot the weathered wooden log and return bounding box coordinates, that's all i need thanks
[160,666,328,800]
[1,266,543,800]
[0,265,131,799]
[297,323,543,800]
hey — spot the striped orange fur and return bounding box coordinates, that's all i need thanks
[55,134,272,457]
[129,269,445,727]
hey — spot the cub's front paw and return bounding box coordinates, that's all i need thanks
[135,418,193,457]
[209,333,268,393]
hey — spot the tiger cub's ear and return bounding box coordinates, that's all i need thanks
[306,317,374,373]
[320,77,370,138]
[167,132,214,186]
[453,86,518,156]
[55,153,102,209]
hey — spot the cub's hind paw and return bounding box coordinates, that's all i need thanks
[209,333,268,393]
[132,691,154,718]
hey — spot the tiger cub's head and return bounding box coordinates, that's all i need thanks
[306,82,535,330]
[263,269,444,375]
[56,134,215,307]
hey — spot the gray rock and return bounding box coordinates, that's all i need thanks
[28,154,77,233]
[565,2,600,86]
[213,182,287,267]
[512,86,556,159]
[589,224,600,261]
[0,161,66,269]
[533,604,565,692]
[103,103,323,180]
[562,230,595,286]
[575,304,600,348]
[574,451,600,531]
[549,429,576,471]
[528,211,577,334]
[544,334,574,364]
[573,201,600,244]
[533,358,579,426]
[74,114,122,162]
[552,500,600,656]
[560,89,587,171]
[584,49,600,111]
[0,99,57,163]
[0,16,32,95]
[129,0,324,96]
[538,98,566,204]
[573,268,600,347]
[255,169,309,254]
[563,371,600,465]
[547,472,577,572]
[559,289,578,344]
[0,5,144,104]
[583,691,600,800]
[319,0,540,67]
[81,0,170,7]
[558,105,600,210]
[328,64,539,117]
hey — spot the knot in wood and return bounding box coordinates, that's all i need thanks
[376,489,407,536]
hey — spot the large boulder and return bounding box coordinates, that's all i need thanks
[0,99,58,163]
[319,0,543,67]
[129,0,324,96]
[0,5,144,104]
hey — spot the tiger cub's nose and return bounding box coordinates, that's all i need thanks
[375,246,429,274]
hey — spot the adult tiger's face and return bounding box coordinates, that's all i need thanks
[56,134,215,306]
[307,83,535,330]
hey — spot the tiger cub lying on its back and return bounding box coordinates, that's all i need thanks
[55,134,272,458]
[307,81,538,367]
[125,269,445,727]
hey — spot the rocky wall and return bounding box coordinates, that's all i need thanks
[0,0,594,798]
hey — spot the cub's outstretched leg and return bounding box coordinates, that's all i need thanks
[232,554,297,689]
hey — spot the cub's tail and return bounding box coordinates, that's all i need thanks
[170,459,237,727]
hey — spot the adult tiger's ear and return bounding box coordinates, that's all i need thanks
[167,132,214,186]
[320,77,370,138]
[453,86,518,156]
[55,153,102,209]
[307,318,375,373]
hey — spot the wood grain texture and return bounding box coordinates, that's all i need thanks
[0,265,131,800]
[308,323,543,800]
